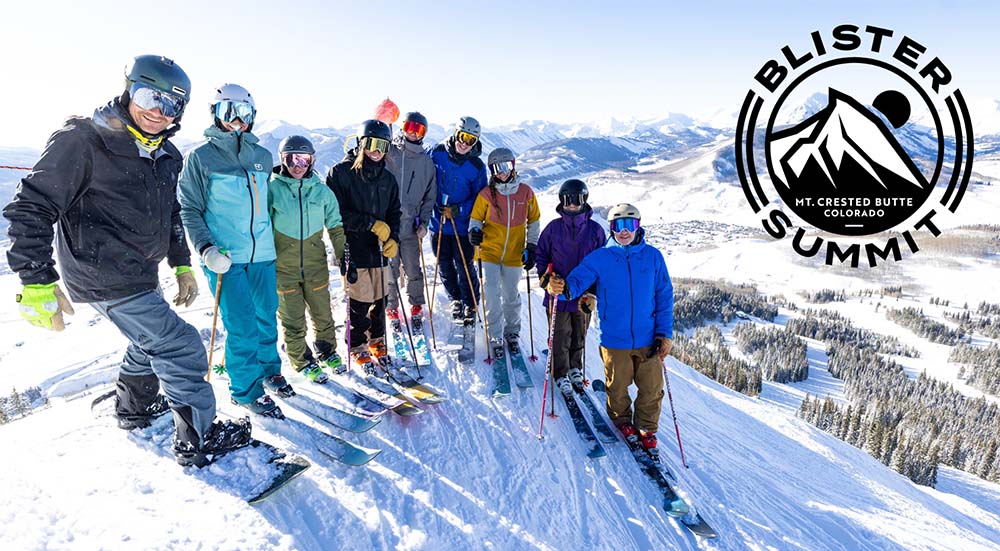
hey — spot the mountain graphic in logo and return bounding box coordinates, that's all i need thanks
[766,88,933,235]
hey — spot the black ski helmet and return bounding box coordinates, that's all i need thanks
[123,55,191,116]
[358,119,391,142]
[403,111,428,128]
[279,135,315,155]
[559,179,589,205]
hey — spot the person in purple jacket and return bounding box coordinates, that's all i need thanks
[535,179,606,395]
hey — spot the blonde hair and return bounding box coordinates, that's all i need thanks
[351,138,367,172]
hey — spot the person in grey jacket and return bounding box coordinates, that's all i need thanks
[384,111,436,328]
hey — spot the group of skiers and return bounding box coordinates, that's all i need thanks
[3,54,675,466]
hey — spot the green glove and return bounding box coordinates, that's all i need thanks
[16,283,75,331]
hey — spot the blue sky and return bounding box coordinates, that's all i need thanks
[1,0,998,148]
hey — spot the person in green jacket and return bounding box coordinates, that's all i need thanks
[269,135,346,383]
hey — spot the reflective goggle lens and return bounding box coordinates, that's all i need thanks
[363,137,390,154]
[489,160,515,178]
[611,217,640,233]
[130,83,186,118]
[214,100,255,125]
[402,120,427,138]
[282,153,314,168]
[561,193,584,207]
[456,130,478,146]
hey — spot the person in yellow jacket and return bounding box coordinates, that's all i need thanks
[468,147,540,360]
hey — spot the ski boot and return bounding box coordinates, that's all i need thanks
[555,376,574,397]
[314,342,345,374]
[490,340,506,362]
[264,374,296,398]
[299,362,329,384]
[450,300,464,322]
[567,367,585,393]
[232,395,285,419]
[639,430,659,462]
[352,348,377,377]
[463,304,476,327]
[173,417,253,468]
[506,336,520,356]
[368,337,391,367]
[387,308,402,332]
[410,304,424,330]
[116,394,171,431]
[618,422,640,445]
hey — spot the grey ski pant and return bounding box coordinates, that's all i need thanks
[482,261,522,344]
[91,288,216,442]
[387,232,425,309]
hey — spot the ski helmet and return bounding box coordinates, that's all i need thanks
[455,116,481,138]
[358,119,392,141]
[608,203,641,222]
[403,111,428,128]
[487,147,515,167]
[211,83,256,131]
[279,135,315,155]
[212,83,255,108]
[124,55,191,116]
[558,179,589,207]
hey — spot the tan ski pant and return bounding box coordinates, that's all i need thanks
[600,345,664,433]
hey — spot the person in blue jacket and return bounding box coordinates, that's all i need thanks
[429,116,488,324]
[545,203,674,454]
[179,83,290,419]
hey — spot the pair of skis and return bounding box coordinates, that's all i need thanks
[490,343,535,397]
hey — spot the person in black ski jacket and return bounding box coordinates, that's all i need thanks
[2,55,251,468]
[326,119,401,372]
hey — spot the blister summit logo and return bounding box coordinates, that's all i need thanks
[735,24,974,267]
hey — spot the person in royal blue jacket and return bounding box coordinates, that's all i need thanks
[429,116,488,324]
[545,203,674,455]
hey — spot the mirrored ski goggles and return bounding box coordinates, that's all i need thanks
[561,193,585,207]
[455,130,479,146]
[282,152,314,168]
[129,83,186,118]
[214,100,255,125]
[611,217,640,233]
[362,137,390,154]
[402,120,427,138]
[489,160,515,178]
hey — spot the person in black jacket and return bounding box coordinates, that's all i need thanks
[2,55,251,468]
[326,120,401,373]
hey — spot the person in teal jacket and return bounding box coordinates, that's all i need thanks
[269,135,346,384]
[179,83,288,418]
[545,203,674,455]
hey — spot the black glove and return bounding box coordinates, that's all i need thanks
[340,257,358,284]
[469,228,484,246]
[538,271,550,290]
[522,243,536,270]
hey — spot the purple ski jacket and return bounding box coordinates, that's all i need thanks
[535,205,606,312]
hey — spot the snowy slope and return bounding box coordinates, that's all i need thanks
[3,230,1000,550]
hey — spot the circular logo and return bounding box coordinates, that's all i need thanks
[735,25,974,266]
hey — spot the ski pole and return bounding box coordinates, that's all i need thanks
[537,263,558,439]
[393,272,422,380]
[449,217,482,325]
[662,357,688,469]
[344,244,353,367]
[418,238,437,350]
[378,241,391,373]
[206,273,223,381]
[525,266,537,362]
[429,213,446,319]
[476,248,493,364]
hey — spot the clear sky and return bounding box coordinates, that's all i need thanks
[1,0,998,149]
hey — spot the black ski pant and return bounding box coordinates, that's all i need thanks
[550,309,587,379]
[348,298,386,350]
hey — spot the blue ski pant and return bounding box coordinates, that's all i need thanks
[431,231,479,309]
[91,288,216,441]
[204,261,282,404]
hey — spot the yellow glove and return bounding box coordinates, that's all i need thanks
[16,283,75,331]
[371,220,390,242]
[382,238,399,258]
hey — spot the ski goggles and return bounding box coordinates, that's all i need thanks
[282,152,314,168]
[402,120,427,139]
[489,160,515,178]
[610,217,640,233]
[561,193,585,207]
[362,137,390,154]
[455,130,479,146]
[214,100,255,125]
[129,83,186,118]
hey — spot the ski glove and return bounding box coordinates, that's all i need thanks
[16,283,75,331]
[439,204,458,220]
[416,224,428,240]
[173,266,199,308]
[649,336,673,361]
[544,274,565,297]
[469,228,484,246]
[382,239,399,259]
[371,220,391,242]
[202,245,232,274]
[579,293,596,314]
[522,243,537,270]
[340,257,358,284]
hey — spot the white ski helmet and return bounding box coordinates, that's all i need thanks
[608,203,641,222]
[212,83,255,108]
